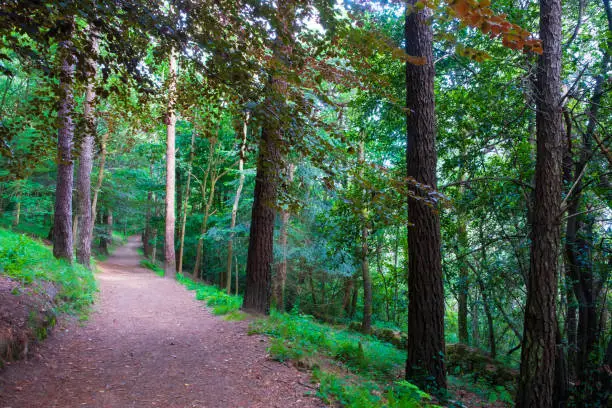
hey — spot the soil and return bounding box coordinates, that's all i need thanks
[0,237,323,408]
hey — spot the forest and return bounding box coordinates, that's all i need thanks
[0,0,610,407]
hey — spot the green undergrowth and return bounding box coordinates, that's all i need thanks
[0,228,97,317]
[176,273,245,319]
[93,231,128,261]
[139,258,164,277]
[448,375,514,406]
[249,311,439,407]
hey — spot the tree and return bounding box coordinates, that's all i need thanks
[516,0,565,404]
[404,0,446,392]
[53,16,76,262]
[226,113,249,294]
[76,27,99,268]
[164,50,178,278]
[242,2,294,314]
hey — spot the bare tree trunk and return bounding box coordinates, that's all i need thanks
[516,0,565,402]
[457,183,470,345]
[178,131,196,274]
[227,114,249,294]
[193,138,217,279]
[12,182,21,228]
[404,0,446,392]
[164,50,177,278]
[91,130,108,229]
[358,140,372,334]
[53,18,76,262]
[76,28,99,268]
[143,187,153,257]
[273,163,294,311]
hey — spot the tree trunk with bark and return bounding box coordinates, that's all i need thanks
[91,130,108,227]
[227,114,249,294]
[516,0,565,403]
[242,3,294,314]
[273,163,294,311]
[53,19,76,262]
[76,28,99,268]
[404,0,446,392]
[178,131,196,274]
[164,50,177,278]
[457,216,470,345]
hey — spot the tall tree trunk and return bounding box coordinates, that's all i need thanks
[227,114,249,294]
[164,50,177,278]
[193,138,219,279]
[243,2,294,314]
[53,19,76,262]
[76,28,99,268]
[357,140,372,334]
[404,0,446,392]
[273,163,295,311]
[516,0,565,403]
[178,131,196,274]
[564,3,610,400]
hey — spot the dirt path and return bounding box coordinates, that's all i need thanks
[0,237,322,408]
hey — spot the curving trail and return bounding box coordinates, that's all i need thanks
[0,236,321,408]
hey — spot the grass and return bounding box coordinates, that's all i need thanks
[0,228,97,317]
[175,273,245,318]
[139,259,165,277]
[248,310,440,407]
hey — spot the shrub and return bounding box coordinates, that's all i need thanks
[0,228,97,316]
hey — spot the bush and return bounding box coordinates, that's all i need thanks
[0,228,97,316]
[139,259,164,277]
[176,273,243,316]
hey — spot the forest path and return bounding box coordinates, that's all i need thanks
[0,236,321,408]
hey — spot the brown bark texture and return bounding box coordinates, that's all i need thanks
[273,163,294,311]
[516,0,565,404]
[242,3,293,314]
[404,0,446,392]
[164,51,177,278]
[53,21,76,262]
[76,28,99,268]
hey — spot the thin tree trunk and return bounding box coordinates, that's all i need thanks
[457,182,470,345]
[91,130,108,228]
[516,0,565,402]
[227,114,249,294]
[404,0,446,392]
[178,131,196,274]
[164,50,177,278]
[357,140,372,334]
[76,27,99,268]
[273,162,294,311]
[472,292,480,348]
[476,277,496,358]
[193,138,217,279]
[12,182,21,228]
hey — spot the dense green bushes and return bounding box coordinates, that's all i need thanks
[176,273,243,316]
[248,311,440,407]
[0,228,97,316]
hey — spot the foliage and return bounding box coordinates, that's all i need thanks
[140,259,164,277]
[0,228,97,316]
[176,274,243,316]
